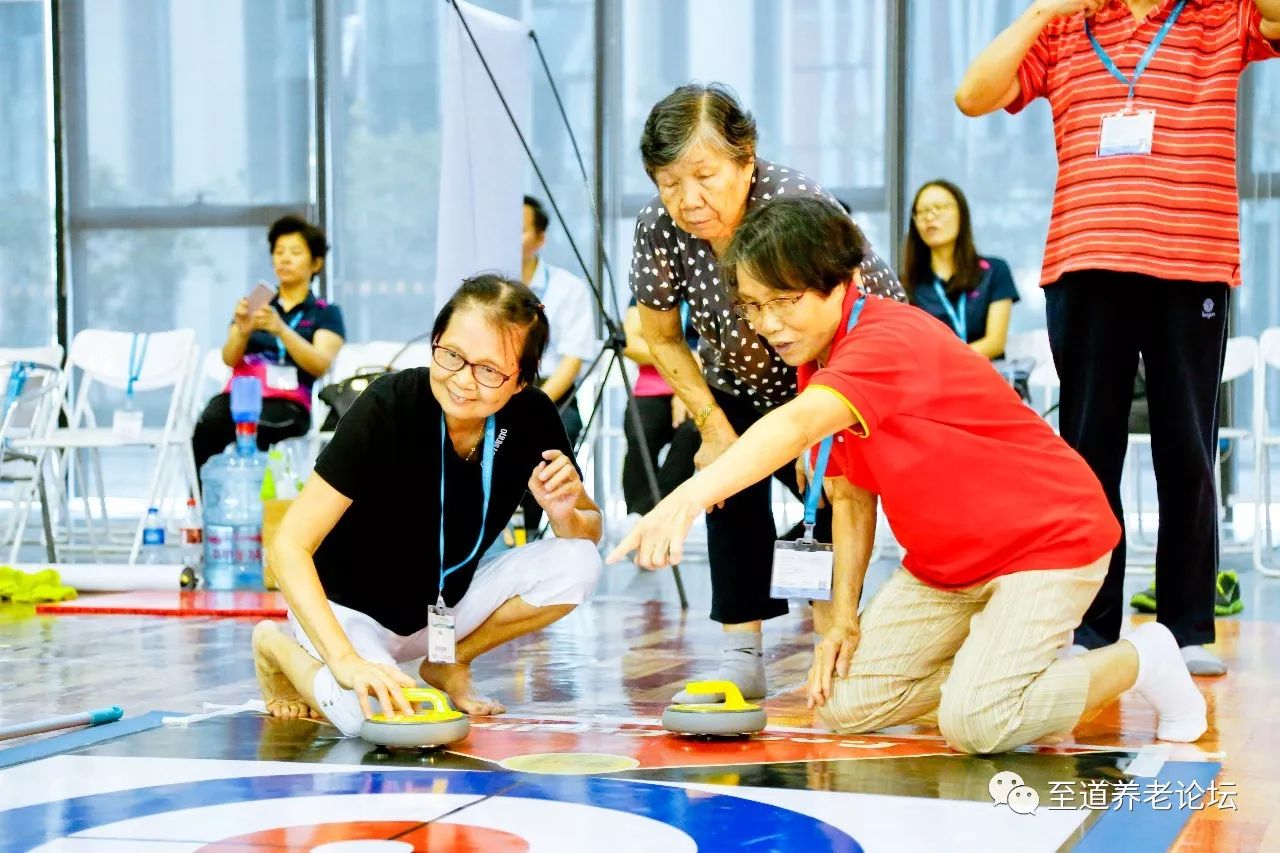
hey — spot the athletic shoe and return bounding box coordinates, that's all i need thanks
[1215,570,1243,617]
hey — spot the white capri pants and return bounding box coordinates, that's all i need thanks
[288,537,602,735]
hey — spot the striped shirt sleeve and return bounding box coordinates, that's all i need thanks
[1006,23,1056,113]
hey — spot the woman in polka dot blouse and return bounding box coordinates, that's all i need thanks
[628,82,905,704]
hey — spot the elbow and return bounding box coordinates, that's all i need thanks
[954,85,986,118]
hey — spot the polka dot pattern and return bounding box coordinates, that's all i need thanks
[627,158,906,410]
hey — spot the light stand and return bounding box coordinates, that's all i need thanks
[447,0,688,608]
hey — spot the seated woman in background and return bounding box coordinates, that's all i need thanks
[253,274,603,731]
[901,180,1018,359]
[192,215,345,471]
[612,197,1206,754]
[620,300,700,523]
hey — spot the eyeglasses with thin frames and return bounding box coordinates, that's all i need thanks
[913,203,956,222]
[730,293,807,323]
[432,345,514,389]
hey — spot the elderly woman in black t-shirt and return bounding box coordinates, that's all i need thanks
[628,83,905,704]
[251,275,603,731]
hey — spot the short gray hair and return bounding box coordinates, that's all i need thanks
[639,83,757,182]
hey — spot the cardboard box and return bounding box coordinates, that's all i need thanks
[261,499,293,590]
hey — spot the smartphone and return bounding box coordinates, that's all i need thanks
[245,281,277,315]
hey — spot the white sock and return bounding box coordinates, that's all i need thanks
[673,632,766,703]
[1124,622,1207,743]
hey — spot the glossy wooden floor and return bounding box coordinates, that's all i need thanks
[2,564,1277,851]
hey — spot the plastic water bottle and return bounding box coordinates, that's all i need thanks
[179,497,204,576]
[201,377,267,590]
[140,507,167,564]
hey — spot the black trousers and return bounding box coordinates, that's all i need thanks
[621,395,701,515]
[705,387,833,625]
[1046,271,1228,649]
[192,393,311,474]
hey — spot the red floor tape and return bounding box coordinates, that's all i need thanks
[35,591,286,618]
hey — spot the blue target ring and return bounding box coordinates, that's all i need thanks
[0,768,863,851]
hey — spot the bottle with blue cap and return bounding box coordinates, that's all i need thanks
[200,376,268,590]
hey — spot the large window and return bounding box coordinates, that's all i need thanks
[326,0,440,343]
[906,0,1058,333]
[63,0,315,350]
[612,0,895,278]
[0,1,55,348]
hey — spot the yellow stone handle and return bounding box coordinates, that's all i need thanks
[402,687,451,713]
[682,680,751,709]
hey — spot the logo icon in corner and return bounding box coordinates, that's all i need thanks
[990,771,1039,815]
[1202,298,1216,319]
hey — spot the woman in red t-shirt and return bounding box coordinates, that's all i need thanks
[610,196,1207,753]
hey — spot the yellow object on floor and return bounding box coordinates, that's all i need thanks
[0,565,78,603]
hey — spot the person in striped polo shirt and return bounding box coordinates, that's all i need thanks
[955,0,1279,676]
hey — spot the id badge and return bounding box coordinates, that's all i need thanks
[427,603,456,663]
[770,539,834,601]
[112,408,144,440]
[265,364,299,391]
[1098,108,1155,157]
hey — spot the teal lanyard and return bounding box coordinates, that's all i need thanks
[932,281,967,341]
[1086,0,1187,105]
[126,333,149,402]
[437,414,497,603]
[803,295,866,535]
[276,312,304,365]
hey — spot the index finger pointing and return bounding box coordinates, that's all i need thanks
[607,529,640,564]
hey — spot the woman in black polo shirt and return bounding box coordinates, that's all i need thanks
[192,215,346,471]
[901,180,1020,359]
[251,274,603,731]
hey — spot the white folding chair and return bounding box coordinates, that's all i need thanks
[2,358,65,562]
[11,329,199,563]
[1126,335,1257,566]
[1253,327,1280,577]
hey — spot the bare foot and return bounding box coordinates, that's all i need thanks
[252,621,322,720]
[419,660,506,715]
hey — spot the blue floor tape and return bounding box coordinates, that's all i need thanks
[0,710,175,769]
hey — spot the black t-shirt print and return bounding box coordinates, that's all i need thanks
[628,157,906,412]
[310,368,577,636]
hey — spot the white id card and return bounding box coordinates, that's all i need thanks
[427,604,456,663]
[265,364,299,391]
[112,408,144,440]
[1098,109,1156,157]
[770,539,834,601]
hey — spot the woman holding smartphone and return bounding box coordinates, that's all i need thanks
[192,215,346,471]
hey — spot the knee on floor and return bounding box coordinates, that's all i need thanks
[937,693,1017,755]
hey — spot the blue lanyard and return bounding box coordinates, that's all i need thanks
[276,312,304,365]
[438,414,497,601]
[3,361,31,435]
[803,295,866,533]
[1086,0,1187,105]
[126,333,149,401]
[932,281,967,341]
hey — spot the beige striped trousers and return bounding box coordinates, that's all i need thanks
[819,554,1109,754]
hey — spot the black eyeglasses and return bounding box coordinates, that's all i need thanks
[432,345,515,389]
